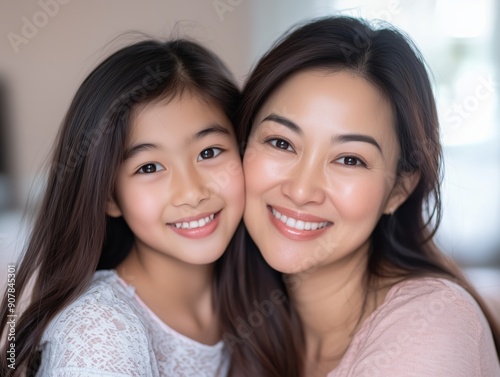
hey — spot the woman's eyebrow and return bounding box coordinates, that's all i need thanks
[332,134,382,153]
[261,114,303,135]
[262,114,382,152]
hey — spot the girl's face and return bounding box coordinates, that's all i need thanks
[243,70,416,274]
[107,94,244,265]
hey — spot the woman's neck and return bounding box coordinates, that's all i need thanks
[289,245,379,375]
[116,243,220,345]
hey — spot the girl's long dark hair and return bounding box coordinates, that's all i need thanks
[219,16,500,376]
[0,38,240,376]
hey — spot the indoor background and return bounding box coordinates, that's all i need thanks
[0,0,498,314]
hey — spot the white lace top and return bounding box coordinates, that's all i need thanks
[36,270,230,377]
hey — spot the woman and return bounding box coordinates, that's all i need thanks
[220,16,500,376]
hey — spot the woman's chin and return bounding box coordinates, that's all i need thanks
[259,247,316,275]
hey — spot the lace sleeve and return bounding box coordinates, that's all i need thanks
[37,287,156,377]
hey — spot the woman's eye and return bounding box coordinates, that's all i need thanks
[336,156,366,167]
[137,163,164,174]
[198,147,222,161]
[269,138,293,151]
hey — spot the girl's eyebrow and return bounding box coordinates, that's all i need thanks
[261,114,303,135]
[123,124,231,160]
[190,123,231,142]
[123,143,159,160]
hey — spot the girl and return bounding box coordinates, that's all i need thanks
[0,38,244,376]
[220,16,500,376]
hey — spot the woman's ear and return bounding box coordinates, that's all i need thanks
[383,171,420,215]
[106,196,122,218]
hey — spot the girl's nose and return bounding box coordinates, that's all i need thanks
[170,168,210,208]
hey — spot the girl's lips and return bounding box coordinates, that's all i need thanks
[168,211,221,239]
[268,205,332,241]
[169,211,219,225]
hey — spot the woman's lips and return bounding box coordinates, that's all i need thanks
[268,205,332,241]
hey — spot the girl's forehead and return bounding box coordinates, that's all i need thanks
[127,94,233,144]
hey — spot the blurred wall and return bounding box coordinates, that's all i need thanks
[0,0,253,207]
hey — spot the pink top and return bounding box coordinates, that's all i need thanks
[328,278,500,377]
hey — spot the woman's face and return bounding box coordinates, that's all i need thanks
[243,70,414,274]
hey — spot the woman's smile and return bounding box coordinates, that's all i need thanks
[268,205,333,241]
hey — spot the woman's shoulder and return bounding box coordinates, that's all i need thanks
[382,276,480,313]
[37,270,155,376]
[331,276,499,377]
[371,276,495,349]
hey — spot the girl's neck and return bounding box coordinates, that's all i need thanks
[116,244,220,345]
[289,244,383,375]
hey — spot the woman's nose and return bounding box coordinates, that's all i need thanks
[280,161,326,206]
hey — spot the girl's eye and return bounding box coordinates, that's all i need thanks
[268,138,294,152]
[336,156,367,167]
[137,163,165,174]
[198,147,222,161]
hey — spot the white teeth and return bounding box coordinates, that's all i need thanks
[174,214,215,229]
[271,208,329,231]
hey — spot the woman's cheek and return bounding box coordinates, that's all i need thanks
[327,175,388,221]
[244,153,277,194]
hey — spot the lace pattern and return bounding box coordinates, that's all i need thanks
[37,270,229,377]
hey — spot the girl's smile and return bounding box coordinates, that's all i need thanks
[168,210,221,239]
[107,94,244,265]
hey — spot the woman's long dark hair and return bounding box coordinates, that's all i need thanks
[0,38,240,376]
[219,16,500,376]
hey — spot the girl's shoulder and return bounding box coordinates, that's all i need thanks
[43,270,145,337]
[330,277,500,377]
[37,270,156,376]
